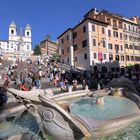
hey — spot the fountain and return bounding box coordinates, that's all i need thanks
[0,77,140,140]
[95,84,104,106]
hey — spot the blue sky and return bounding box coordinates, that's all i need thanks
[0,0,140,48]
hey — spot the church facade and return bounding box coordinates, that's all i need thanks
[0,21,32,61]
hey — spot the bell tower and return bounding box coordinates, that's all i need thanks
[9,21,17,40]
[25,24,31,37]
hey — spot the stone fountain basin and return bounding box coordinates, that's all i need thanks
[5,88,140,139]
[52,91,140,137]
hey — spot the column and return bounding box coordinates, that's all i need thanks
[87,23,93,68]
[69,31,74,66]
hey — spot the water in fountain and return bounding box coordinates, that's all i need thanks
[0,111,41,139]
[70,96,139,120]
[81,120,140,140]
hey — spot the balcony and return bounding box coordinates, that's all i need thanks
[113,25,118,30]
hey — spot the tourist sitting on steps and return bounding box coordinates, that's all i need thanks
[64,79,69,92]
[3,74,10,88]
[82,79,87,90]
[60,80,67,92]
[72,79,77,91]
[18,82,29,91]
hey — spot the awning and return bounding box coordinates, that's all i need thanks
[128,63,133,68]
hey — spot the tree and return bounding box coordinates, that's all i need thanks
[33,44,42,55]
[51,52,60,62]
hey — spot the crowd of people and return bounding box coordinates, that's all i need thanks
[1,60,140,93]
[1,60,140,107]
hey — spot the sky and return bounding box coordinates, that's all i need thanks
[0,0,140,48]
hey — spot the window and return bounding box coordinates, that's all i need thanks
[67,35,69,41]
[121,56,124,61]
[11,30,14,34]
[108,43,113,49]
[104,54,106,59]
[113,31,116,37]
[92,25,95,31]
[67,58,69,63]
[109,54,113,61]
[61,39,64,44]
[115,45,119,53]
[102,40,106,47]
[124,34,128,40]
[27,45,29,49]
[107,18,111,25]
[67,47,69,52]
[131,56,134,61]
[115,44,119,50]
[27,31,29,36]
[62,49,64,54]
[116,32,118,38]
[102,27,105,34]
[134,45,139,50]
[133,27,135,32]
[94,53,97,59]
[129,25,131,31]
[74,44,78,51]
[120,33,122,40]
[129,45,133,49]
[115,55,119,61]
[126,55,130,61]
[124,24,127,30]
[120,45,123,51]
[83,26,86,33]
[113,20,117,27]
[119,22,122,28]
[84,53,87,59]
[82,40,87,48]
[125,44,128,49]
[129,35,132,41]
[108,30,111,37]
[73,32,77,39]
[93,39,96,46]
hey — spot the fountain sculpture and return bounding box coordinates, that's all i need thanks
[0,77,140,140]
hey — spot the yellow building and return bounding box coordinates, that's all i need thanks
[58,18,109,70]
[58,8,140,70]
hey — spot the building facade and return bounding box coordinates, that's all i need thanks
[58,8,140,70]
[40,38,58,58]
[0,21,32,61]
[123,17,140,66]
